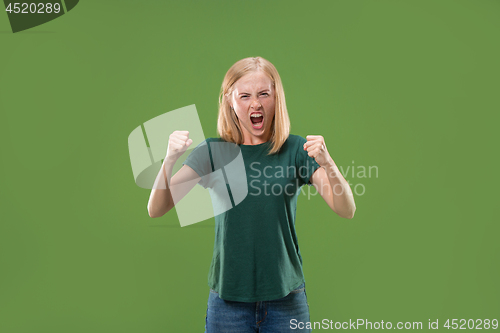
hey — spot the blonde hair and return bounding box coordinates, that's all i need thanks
[217,56,290,155]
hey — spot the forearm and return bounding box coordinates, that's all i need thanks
[147,158,176,218]
[323,157,356,219]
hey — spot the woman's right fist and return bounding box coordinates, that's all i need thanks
[165,130,193,161]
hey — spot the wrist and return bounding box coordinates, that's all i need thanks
[323,156,340,176]
[320,155,335,168]
[163,155,178,166]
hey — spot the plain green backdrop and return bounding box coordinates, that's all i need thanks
[1,0,499,332]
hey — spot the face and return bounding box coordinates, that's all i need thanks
[230,71,276,144]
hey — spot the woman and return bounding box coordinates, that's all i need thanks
[147,56,356,332]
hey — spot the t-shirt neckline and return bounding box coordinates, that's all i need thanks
[238,141,270,148]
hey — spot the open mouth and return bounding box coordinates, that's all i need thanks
[250,113,264,129]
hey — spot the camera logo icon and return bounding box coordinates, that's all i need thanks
[128,105,248,227]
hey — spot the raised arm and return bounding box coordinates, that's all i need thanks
[304,135,356,219]
[147,131,200,218]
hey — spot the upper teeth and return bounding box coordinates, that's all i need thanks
[251,114,262,117]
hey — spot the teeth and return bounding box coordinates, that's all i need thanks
[250,114,263,118]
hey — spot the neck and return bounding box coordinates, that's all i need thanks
[241,130,272,146]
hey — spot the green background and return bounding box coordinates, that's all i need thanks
[1,0,499,331]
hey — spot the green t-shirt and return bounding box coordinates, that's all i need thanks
[182,134,320,302]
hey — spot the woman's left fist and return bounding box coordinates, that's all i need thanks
[304,135,332,167]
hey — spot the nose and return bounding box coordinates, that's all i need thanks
[251,98,262,109]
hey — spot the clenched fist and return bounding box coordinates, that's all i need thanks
[165,130,193,162]
[303,135,332,167]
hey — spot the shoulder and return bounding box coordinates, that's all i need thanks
[206,137,225,142]
[192,137,225,148]
[273,134,307,157]
[204,137,227,144]
[192,137,236,158]
[285,134,307,148]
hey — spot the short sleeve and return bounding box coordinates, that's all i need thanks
[182,139,213,189]
[295,135,321,186]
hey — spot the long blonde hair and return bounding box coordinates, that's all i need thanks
[217,56,290,155]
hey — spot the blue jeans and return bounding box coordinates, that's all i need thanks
[204,282,311,332]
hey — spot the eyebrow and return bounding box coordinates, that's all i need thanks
[238,89,270,96]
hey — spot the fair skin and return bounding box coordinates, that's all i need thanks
[305,136,356,219]
[147,71,356,219]
[230,71,276,145]
[147,131,198,218]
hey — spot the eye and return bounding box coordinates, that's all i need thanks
[261,93,269,96]
[241,95,249,99]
